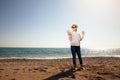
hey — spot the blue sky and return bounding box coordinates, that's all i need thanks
[0,0,120,48]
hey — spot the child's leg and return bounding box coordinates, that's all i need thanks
[71,46,77,68]
[76,46,83,67]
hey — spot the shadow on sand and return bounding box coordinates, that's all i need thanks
[44,69,76,80]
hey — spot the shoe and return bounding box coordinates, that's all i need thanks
[72,67,78,71]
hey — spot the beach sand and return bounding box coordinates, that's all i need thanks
[0,57,120,80]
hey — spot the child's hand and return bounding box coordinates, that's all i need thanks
[67,30,71,36]
[82,31,85,35]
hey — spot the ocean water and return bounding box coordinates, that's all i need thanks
[0,48,120,59]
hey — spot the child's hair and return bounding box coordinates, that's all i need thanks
[71,24,78,29]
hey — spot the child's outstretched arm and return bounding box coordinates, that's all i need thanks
[67,30,71,36]
[67,30,72,41]
[80,31,85,41]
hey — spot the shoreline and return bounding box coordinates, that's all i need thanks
[0,57,120,66]
[0,56,120,60]
[0,57,120,80]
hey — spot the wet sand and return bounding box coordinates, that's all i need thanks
[0,57,120,80]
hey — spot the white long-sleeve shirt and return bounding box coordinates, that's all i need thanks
[68,31,81,46]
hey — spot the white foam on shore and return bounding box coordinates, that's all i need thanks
[0,55,120,60]
[0,57,71,60]
[83,55,120,57]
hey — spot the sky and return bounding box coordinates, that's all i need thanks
[0,0,120,49]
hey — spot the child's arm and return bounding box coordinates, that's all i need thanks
[80,31,85,41]
[67,30,72,41]
[67,30,72,36]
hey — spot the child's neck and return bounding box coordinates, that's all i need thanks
[73,30,77,32]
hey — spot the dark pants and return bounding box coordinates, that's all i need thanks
[71,46,83,68]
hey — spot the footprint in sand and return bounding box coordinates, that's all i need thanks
[97,71,113,75]
[11,78,16,80]
[22,67,28,72]
[33,67,48,72]
[33,68,39,70]
[14,68,20,71]
[28,69,32,72]
[113,65,119,68]
[13,68,20,73]
[39,69,47,72]
[0,69,4,71]
[5,75,8,77]
[27,68,39,72]
[94,76,105,80]
[27,68,37,72]
[13,71,17,74]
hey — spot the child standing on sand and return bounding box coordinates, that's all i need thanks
[67,24,85,70]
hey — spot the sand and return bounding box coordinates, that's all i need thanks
[0,57,120,80]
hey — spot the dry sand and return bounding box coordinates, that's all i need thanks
[0,57,120,80]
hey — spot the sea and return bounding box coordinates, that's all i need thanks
[0,48,120,59]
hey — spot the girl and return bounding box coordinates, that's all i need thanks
[67,24,85,70]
